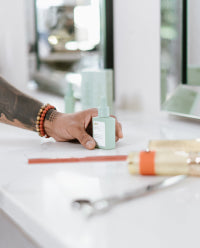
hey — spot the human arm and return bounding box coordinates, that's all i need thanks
[0,76,123,149]
[0,76,42,130]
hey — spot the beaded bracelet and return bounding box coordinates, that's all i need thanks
[36,104,56,138]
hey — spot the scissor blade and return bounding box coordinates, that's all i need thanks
[72,175,187,217]
[118,175,187,203]
[151,175,187,191]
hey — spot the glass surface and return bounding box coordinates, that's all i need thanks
[161,0,183,104]
[36,0,101,68]
[26,0,112,97]
[161,0,200,118]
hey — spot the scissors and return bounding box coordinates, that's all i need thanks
[72,175,186,217]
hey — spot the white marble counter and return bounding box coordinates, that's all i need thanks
[1,92,200,248]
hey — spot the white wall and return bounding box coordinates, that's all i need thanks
[114,0,160,114]
[0,0,28,90]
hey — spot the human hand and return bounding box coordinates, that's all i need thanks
[44,108,123,150]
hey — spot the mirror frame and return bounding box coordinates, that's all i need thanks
[182,0,187,85]
[160,0,200,119]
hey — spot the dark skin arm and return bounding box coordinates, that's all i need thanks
[0,76,123,149]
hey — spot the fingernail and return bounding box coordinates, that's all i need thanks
[86,140,95,149]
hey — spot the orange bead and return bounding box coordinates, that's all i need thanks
[36,104,55,138]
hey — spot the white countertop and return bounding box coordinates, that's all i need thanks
[1,91,200,248]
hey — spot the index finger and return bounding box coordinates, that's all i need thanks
[110,115,123,140]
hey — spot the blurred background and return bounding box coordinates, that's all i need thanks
[0,0,160,113]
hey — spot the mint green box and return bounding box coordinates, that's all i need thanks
[81,69,114,114]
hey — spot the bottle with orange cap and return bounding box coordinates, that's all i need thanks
[127,150,200,177]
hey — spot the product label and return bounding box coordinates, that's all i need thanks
[93,121,105,147]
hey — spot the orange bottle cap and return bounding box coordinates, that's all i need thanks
[139,151,156,175]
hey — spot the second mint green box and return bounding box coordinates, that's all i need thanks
[81,69,114,114]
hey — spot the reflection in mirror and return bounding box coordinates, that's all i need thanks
[161,0,200,118]
[26,0,113,97]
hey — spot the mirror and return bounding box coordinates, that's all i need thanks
[26,0,113,97]
[161,0,200,119]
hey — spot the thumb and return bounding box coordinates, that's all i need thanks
[76,129,96,150]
